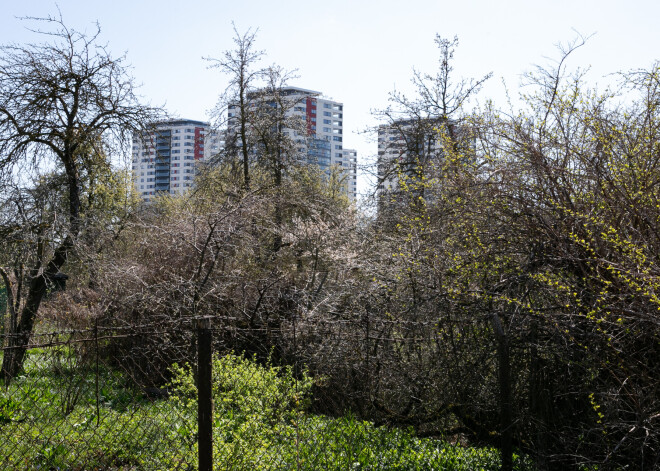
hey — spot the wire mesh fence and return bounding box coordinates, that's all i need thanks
[0,312,521,471]
[1,319,197,470]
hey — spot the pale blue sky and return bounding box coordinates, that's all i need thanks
[2,0,658,196]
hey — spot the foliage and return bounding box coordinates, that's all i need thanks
[0,346,531,470]
[0,346,195,469]
[167,352,532,470]
[354,38,660,469]
[467,54,660,468]
[170,352,314,427]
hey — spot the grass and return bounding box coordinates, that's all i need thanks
[0,348,534,470]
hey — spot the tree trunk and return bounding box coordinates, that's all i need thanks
[2,153,78,382]
[239,85,251,191]
[1,237,72,383]
[0,268,16,346]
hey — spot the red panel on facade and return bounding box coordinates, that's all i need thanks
[194,127,204,160]
[306,97,316,136]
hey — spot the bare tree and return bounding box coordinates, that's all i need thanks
[375,35,490,213]
[248,65,306,187]
[0,14,162,381]
[207,24,265,191]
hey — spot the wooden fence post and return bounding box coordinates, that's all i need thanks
[197,317,213,471]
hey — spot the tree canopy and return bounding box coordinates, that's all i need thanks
[0,15,162,381]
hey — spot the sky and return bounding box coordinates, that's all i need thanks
[1,0,659,197]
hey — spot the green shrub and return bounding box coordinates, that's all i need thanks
[169,353,533,470]
[170,353,315,469]
[0,349,533,470]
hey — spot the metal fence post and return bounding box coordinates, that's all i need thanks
[196,317,213,471]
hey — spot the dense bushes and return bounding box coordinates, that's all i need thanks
[70,59,660,468]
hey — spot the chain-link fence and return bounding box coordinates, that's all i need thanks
[1,311,527,471]
[1,318,197,470]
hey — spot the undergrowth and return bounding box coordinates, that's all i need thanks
[0,349,533,470]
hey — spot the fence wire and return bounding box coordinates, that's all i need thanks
[1,320,197,470]
[0,313,520,471]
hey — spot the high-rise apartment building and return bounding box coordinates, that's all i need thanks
[342,149,358,200]
[228,87,357,200]
[131,119,220,202]
[377,118,473,210]
[377,119,438,194]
